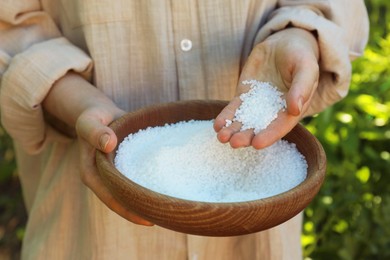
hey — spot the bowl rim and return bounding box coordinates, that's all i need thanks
[95,99,327,235]
[96,100,326,207]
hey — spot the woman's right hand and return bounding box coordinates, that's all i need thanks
[76,105,154,226]
[43,72,154,226]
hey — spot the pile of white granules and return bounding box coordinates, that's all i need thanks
[229,80,286,133]
[115,120,308,203]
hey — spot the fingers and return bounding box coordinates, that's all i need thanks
[76,112,118,153]
[79,138,154,226]
[214,96,242,143]
[229,129,255,148]
[214,96,242,131]
[215,61,318,149]
[214,96,256,148]
[76,109,153,226]
[215,28,319,150]
[251,111,299,149]
[257,64,318,149]
[217,122,255,149]
[216,121,241,143]
[286,57,319,116]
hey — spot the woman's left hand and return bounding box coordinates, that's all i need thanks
[214,28,320,149]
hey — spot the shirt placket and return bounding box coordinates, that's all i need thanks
[170,0,207,100]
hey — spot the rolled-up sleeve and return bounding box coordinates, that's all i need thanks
[0,1,92,154]
[255,0,369,115]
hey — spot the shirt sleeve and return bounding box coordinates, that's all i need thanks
[255,0,369,115]
[0,1,93,154]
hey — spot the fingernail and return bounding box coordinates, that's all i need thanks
[298,97,304,114]
[99,134,110,151]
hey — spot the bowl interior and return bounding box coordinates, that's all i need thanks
[96,100,326,236]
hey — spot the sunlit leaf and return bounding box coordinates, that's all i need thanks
[302,234,315,248]
[363,193,374,202]
[324,127,339,144]
[336,113,353,124]
[321,196,333,205]
[380,151,390,160]
[360,130,387,141]
[356,166,370,183]
[355,94,388,116]
[304,221,314,232]
[333,219,349,234]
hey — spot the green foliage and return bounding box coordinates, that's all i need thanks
[365,0,390,45]
[302,5,390,258]
[0,127,16,182]
[0,128,19,179]
[0,126,25,259]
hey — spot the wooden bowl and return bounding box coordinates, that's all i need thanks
[96,100,326,236]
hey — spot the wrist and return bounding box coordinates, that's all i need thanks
[267,27,319,60]
[43,72,121,127]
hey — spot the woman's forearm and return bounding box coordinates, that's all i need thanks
[42,72,122,128]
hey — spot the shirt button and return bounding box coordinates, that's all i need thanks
[180,39,192,51]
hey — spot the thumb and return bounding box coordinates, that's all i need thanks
[76,113,118,153]
[286,59,319,116]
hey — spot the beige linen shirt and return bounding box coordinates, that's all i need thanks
[0,0,368,259]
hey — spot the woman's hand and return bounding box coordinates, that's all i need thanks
[214,28,320,149]
[43,72,153,226]
[76,106,154,226]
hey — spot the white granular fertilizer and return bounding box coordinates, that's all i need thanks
[115,120,307,203]
[230,80,286,134]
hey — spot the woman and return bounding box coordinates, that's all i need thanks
[0,0,368,259]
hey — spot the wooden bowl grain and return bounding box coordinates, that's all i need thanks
[96,100,326,236]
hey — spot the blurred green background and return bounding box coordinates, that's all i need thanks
[1,0,389,259]
[301,1,390,259]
